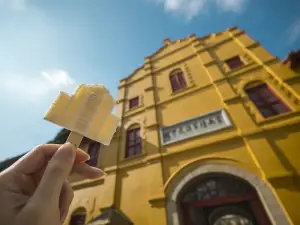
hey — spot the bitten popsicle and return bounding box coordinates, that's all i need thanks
[44,84,120,148]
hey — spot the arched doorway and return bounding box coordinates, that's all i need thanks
[178,174,271,225]
[69,207,87,225]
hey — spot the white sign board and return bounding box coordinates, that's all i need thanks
[160,109,232,145]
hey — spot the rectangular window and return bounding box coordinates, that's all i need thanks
[129,97,139,109]
[246,84,290,118]
[225,56,244,70]
[126,128,141,158]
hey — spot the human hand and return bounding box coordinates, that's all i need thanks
[0,143,104,225]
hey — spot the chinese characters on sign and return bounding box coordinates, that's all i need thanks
[160,109,232,145]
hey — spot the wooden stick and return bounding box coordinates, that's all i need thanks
[67,131,83,148]
[66,131,107,176]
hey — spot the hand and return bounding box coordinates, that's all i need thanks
[0,143,104,225]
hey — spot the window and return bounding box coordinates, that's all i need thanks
[129,97,139,109]
[126,128,142,158]
[181,175,254,204]
[225,56,244,70]
[86,142,101,167]
[170,69,187,92]
[245,83,290,118]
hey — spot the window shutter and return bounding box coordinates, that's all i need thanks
[170,74,179,92]
[178,71,187,88]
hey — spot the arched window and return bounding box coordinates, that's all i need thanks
[87,142,101,167]
[179,174,271,225]
[69,207,86,225]
[245,83,290,118]
[170,69,187,92]
[126,126,141,158]
[180,175,254,204]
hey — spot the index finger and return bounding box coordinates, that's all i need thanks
[12,144,90,174]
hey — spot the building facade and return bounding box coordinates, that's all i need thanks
[65,27,300,225]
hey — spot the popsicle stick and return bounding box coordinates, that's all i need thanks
[67,131,84,148]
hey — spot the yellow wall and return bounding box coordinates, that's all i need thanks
[65,27,300,225]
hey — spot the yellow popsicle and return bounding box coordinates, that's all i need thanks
[44,84,120,147]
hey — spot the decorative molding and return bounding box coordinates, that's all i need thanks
[148,195,166,207]
[119,31,255,86]
[144,122,159,129]
[119,153,147,169]
[203,60,218,67]
[144,86,155,92]
[258,110,300,127]
[144,65,152,72]
[103,115,300,174]
[104,166,118,173]
[246,41,260,49]
[242,53,253,63]
[183,63,195,86]
[223,95,243,105]
[165,163,290,225]
[71,178,105,190]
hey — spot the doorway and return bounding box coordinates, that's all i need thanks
[179,174,271,225]
[69,207,87,225]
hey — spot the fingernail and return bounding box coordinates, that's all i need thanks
[65,142,76,151]
[61,210,68,223]
[92,167,107,177]
[76,148,90,159]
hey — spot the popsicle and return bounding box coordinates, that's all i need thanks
[44,84,120,148]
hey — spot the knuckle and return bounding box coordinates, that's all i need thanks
[48,163,66,176]
[34,144,47,152]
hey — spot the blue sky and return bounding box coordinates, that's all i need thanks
[0,0,299,160]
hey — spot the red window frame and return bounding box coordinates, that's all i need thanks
[126,128,141,158]
[170,69,187,92]
[86,142,101,167]
[129,97,139,109]
[225,56,244,70]
[245,84,290,118]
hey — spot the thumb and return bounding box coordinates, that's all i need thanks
[32,143,76,203]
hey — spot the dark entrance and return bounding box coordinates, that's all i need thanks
[179,174,271,225]
[69,207,86,225]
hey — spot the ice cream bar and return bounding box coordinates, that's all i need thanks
[44,84,120,147]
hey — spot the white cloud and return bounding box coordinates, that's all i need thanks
[216,0,247,13]
[286,18,300,45]
[148,0,247,20]
[0,70,76,103]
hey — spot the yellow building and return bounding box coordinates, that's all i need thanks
[65,26,300,225]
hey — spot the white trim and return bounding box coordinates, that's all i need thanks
[160,109,232,146]
[165,164,290,225]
